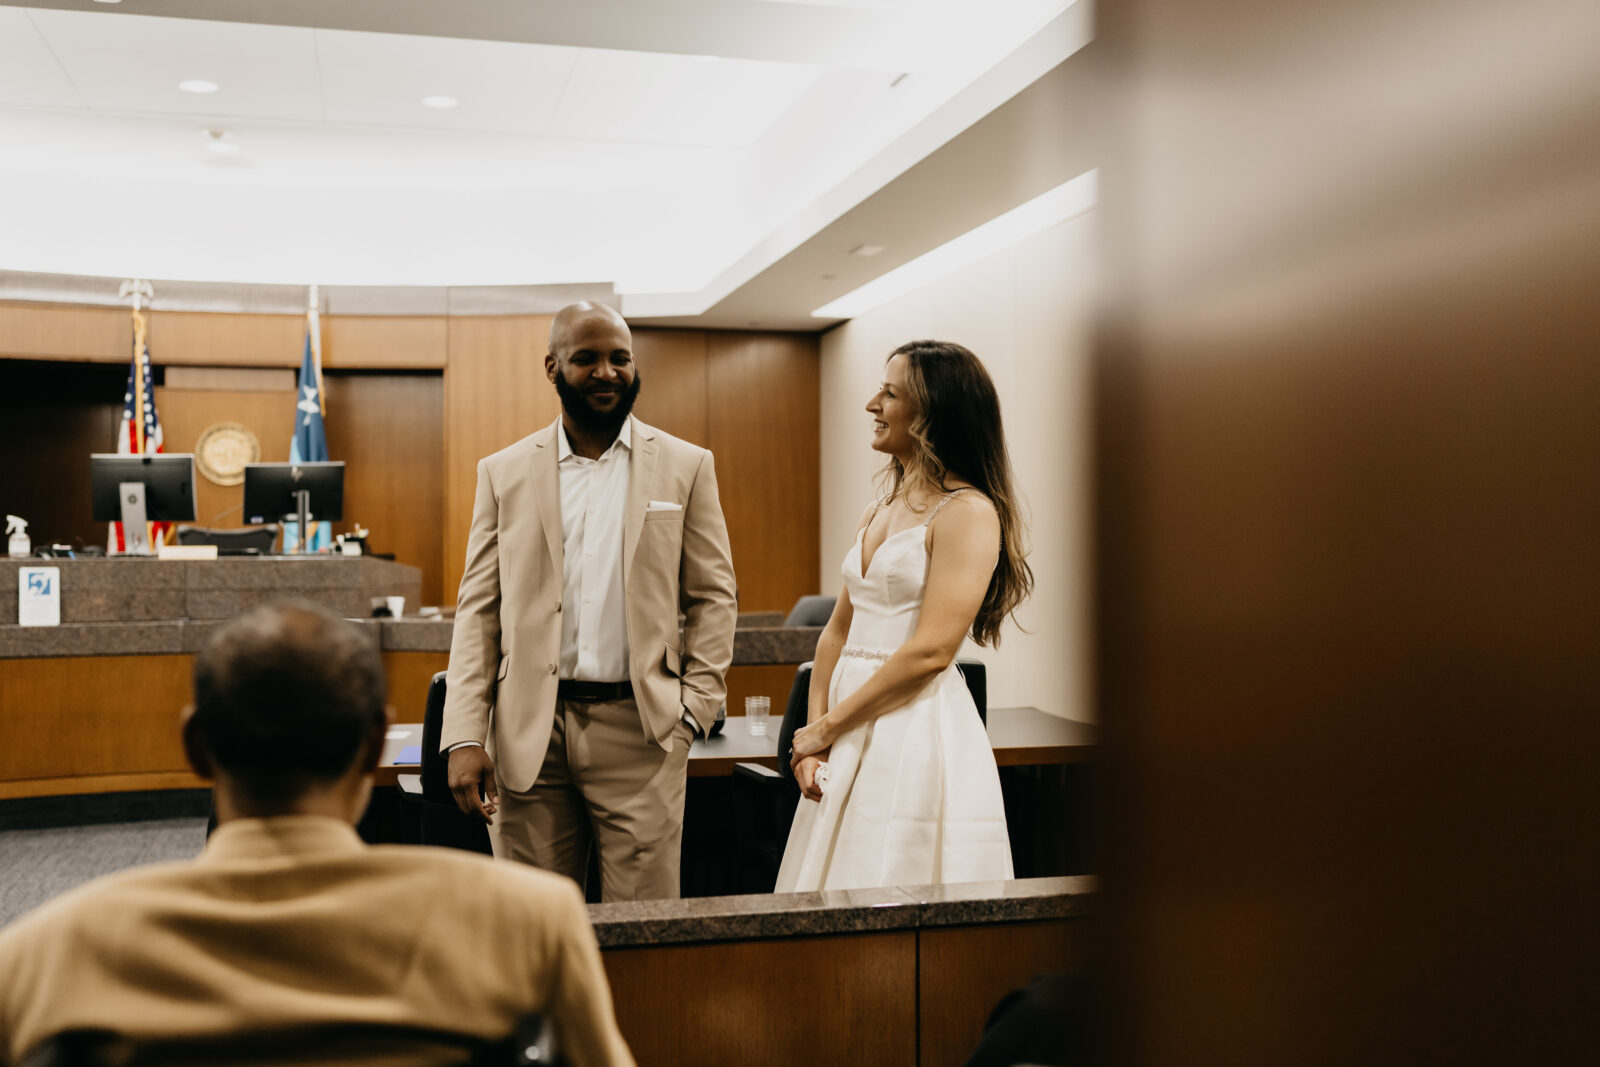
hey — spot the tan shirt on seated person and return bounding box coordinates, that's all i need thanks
[0,816,635,1067]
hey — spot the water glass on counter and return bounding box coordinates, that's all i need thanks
[745,695,771,735]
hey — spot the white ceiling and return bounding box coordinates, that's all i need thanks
[0,0,1088,324]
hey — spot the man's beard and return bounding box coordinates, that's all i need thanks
[554,371,641,437]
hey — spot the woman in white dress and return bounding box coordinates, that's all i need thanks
[775,340,1033,892]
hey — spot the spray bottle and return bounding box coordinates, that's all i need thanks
[6,515,29,559]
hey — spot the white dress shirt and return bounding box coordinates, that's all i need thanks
[450,416,697,754]
[557,418,630,681]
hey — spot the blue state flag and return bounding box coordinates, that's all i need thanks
[284,330,332,551]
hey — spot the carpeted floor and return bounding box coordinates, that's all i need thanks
[0,818,207,928]
[0,793,210,929]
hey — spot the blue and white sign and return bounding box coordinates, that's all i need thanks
[19,566,60,627]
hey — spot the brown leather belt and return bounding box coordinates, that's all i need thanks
[557,679,634,703]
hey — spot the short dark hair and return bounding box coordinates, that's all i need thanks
[190,602,386,805]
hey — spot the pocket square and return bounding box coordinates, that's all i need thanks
[646,500,683,512]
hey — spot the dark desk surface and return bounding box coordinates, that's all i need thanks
[377,706,1096,786]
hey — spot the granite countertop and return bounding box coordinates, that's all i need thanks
[0,556,416,658]
[372,619,823,663]
[381,618,822,663]
[3,613,824,663]
[587,876,1094,948]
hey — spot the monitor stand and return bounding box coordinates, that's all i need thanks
[293,488,312,555]
[118,481,152,556]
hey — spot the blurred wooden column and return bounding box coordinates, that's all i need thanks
[1094,1,1600,1064]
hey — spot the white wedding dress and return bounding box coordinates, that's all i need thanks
[775,495,1014,892]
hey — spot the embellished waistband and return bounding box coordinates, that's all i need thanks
[839,645,892,663]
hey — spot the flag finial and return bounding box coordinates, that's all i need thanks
[118,279,153,312]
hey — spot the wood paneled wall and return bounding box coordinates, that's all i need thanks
[440,316,559,604]
[603,931,918,1066]
[601,919,1085,1066]
[0,654,201,799]
[1,303,820,614]
[704,331,820,612]
[323,373,445,606]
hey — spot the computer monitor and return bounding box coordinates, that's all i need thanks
[90,454,199,555]
[242,462,344,526]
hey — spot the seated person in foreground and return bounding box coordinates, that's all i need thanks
[0,602,635,1067]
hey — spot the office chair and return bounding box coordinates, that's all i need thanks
[782,595,836,627]
[21,1014,560,1066]
[399,671,492,855]
[729,662,811,890]
[175,524,279,554]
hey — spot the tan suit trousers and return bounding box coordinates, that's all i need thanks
[489,696,693,902]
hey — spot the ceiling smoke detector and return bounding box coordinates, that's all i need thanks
[203,129,238,156]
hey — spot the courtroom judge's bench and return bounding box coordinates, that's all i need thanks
[0,555,420,800]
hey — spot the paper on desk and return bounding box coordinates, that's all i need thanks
[396,745,421,764]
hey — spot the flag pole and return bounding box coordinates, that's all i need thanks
[308,283,325,414]
[113,279,157,553]
[117,280,153,453]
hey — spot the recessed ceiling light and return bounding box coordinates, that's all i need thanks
[421,96,458,109]
[815,170,1099,320]
[92,1,124,5]
[178,80,219,94]
[850,244,885,258]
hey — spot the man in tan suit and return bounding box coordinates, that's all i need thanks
[443,301,738,901]
[0,602,633,1067]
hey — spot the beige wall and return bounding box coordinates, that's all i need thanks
[818,210,1095,720]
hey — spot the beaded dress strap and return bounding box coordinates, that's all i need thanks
[922,487,974,525]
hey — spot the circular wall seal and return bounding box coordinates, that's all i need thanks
[195,421,261,486]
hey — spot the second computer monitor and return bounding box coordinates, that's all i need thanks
[242,462,345,525]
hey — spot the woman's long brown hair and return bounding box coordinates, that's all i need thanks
[876,339,1033,646]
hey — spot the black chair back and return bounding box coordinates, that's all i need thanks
[175,525,279,553]
[22,1015,559,1066]
[413,671,492,855]
[420,670,452,804]
[954,658,988,726]
[783,595,837,627]
[775,662,813,787]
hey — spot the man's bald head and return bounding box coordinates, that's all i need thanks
[549,301,629,356]
[546,301,639,440]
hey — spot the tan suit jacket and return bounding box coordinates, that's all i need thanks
[0,817,634,1067]
[442,417,738,793]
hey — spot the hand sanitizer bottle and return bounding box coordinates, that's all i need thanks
[6,515,30,559]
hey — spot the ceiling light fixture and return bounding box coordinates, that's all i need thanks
[850,244,885,257]
[203,129,237,156]
[178,79,219,94]
[812,169,1098,320]
[421,95,459,109]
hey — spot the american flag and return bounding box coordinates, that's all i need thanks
[109,309,168,553]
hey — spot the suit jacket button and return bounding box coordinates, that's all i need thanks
[547,663,557,674]
[554,602,562,613]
